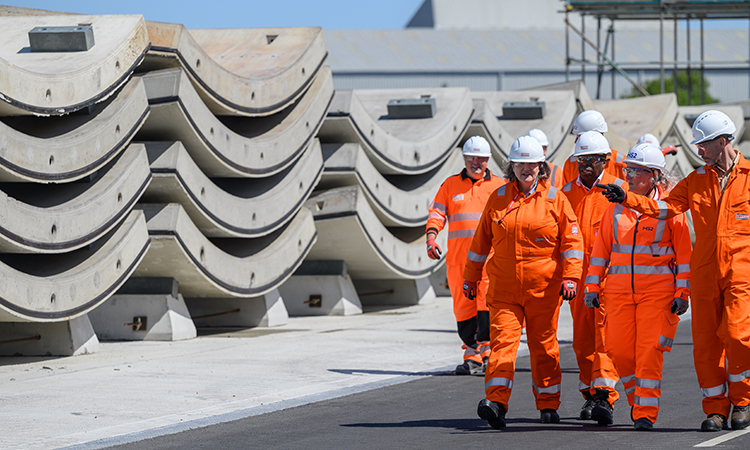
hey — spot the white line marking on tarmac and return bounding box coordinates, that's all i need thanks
[694,429,750,447]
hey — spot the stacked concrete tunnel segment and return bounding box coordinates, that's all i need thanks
[0,7,747,355]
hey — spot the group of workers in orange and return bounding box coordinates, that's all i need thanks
[426,109,750,432]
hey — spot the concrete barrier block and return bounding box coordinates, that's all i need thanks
[353,277,435,307]
[185,289,288,328]
[279,262,363,316]
[0,315,99,356]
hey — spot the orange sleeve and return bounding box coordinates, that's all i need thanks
[426,181,449,234]
[621,176,690,220]
[555,192,584,281]
[669,213,693,301]
[585,204,615,294]
[562,156,577,186]
[463,194,495,283]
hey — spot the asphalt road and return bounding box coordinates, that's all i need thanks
[103,320,750,450]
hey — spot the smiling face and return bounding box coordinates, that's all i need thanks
[512,162,540,190]
[623,164,656,195]
[464,155,489,180]
[577,153,608,186]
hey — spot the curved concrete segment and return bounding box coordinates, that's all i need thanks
[132,204,317,298]
[317,88,473,175]
[467,90,578,163]
[304,186,446,280]
[593,94,678,153]
[145,22,327,117]
[0,210,150,322]
[141,139,323,238]
[0,15,149,116]
[674,105,745,167]
[0,77,149,182]
[0,144,150,253]
[137,66,333,177]
[319,143,503,227]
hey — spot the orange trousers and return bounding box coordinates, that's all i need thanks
[570,286,620,403]
[603,291,679,424]
[693,263,750,418]
[484,296,562,412]
[447,263,489,363]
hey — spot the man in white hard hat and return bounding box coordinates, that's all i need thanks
[562,131,627,425]
[426,136,505,375]
[637,133,678,157]
[600,109,750,431]
[528,128,563,188]
[562,110,627,185]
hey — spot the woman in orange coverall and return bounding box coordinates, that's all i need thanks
[584,143,692,431]
[463,135,584,429]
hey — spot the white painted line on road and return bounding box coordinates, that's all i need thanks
[694,429,750,447]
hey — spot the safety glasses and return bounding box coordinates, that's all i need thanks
[622,167,652,178]
[576,155,607,165]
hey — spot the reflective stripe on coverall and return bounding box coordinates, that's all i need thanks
[586,192,692,423]
[562,172,626,403]
[562,147,627,186]
[427,169,505,362]
[463,179,584,411]
[619,154,750,418]
[549,162,563,189]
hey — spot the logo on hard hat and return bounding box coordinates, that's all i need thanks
[521,153,529,157]
[580,146,588,150]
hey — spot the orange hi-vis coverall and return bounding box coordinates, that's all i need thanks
[562,172,626,404]
[427,169,505,364]
[586,188,692,424]
[562,147,627,186]
[549,162,563,189]
[618,153,750,419]
[463,178,584,412]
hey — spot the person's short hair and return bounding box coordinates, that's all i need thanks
[504,161,551,183]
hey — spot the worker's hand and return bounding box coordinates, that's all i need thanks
[426,236,442,260]
[661,145,678,157]
[596,183,626,203]
[671,298,689,315]
[559,278,577,301]
[584,292,600,308]
[463,280,477,300]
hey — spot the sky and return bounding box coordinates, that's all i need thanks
[1,0,425,29]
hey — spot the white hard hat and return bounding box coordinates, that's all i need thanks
[637,133,660,148]
[574,131,611,156]
[690,110,736,145]
[509,135,545,163]
[462,136,492,157]
[527,128,549,146]
[572,110,608,135]
[624,143,666,172]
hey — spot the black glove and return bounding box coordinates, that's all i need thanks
[584,292,600,308]
[596,183,626,203]
[671,298,689,315]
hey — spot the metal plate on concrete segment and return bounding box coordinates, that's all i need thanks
[137,66,333,177]
[304,186,446,280]
[133,204,317,298]
[142,139,323,238]
[0,210,149,322]
[0,144,150,253]
[675,105,745,168]
[469,90,577,162]
[318,87,473,175]
[593,93,679,153]
[144,22,327,117]
[0,77,149,182]
[0,15,149,116]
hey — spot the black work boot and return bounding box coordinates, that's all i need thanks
[634,418,654,431]
[579,391,596,420]
[455,359,484,376]
[731,405,750,430]
[700,413,728,432]
[590,388,614,426]
[478,399,506,429]
[540,409,560,424]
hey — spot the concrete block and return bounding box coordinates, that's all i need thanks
[387,97,436,119]
[279,261,362,316]
[353,277,435,307]
[0,315,99,356]
[29,25,95,52]
[428,264,451,297]
[88,292,196,341]
[185,289,288,328]
[502,101,546,120]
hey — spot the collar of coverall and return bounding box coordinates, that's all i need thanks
[461,168,492,182]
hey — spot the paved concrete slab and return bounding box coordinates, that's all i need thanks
[132,204,316,298]
[136,66,332,177]
[144,22,327,117]
[304,186,445,280]
[593,93,678,153]
[0,77,149,182]
[528,79,595,111]
[141,139,322,238]
[318,88,473,175]
[0,15,149,116]
[674,105,745,167]
[0,210,149,323]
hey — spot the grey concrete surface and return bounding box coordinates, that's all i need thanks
[0,210,150,323]
[141,139,322,238]
[0,143,150,253]
[318,88,473,175]
[0,296,578,450]
[136,66,332,177]
[132,204,316,298]
[0,15,149,116]
[143,22,327,117]
[593,93,679,153]
[0,77,149,182]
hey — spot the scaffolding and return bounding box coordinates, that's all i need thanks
[564,0,750,103]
